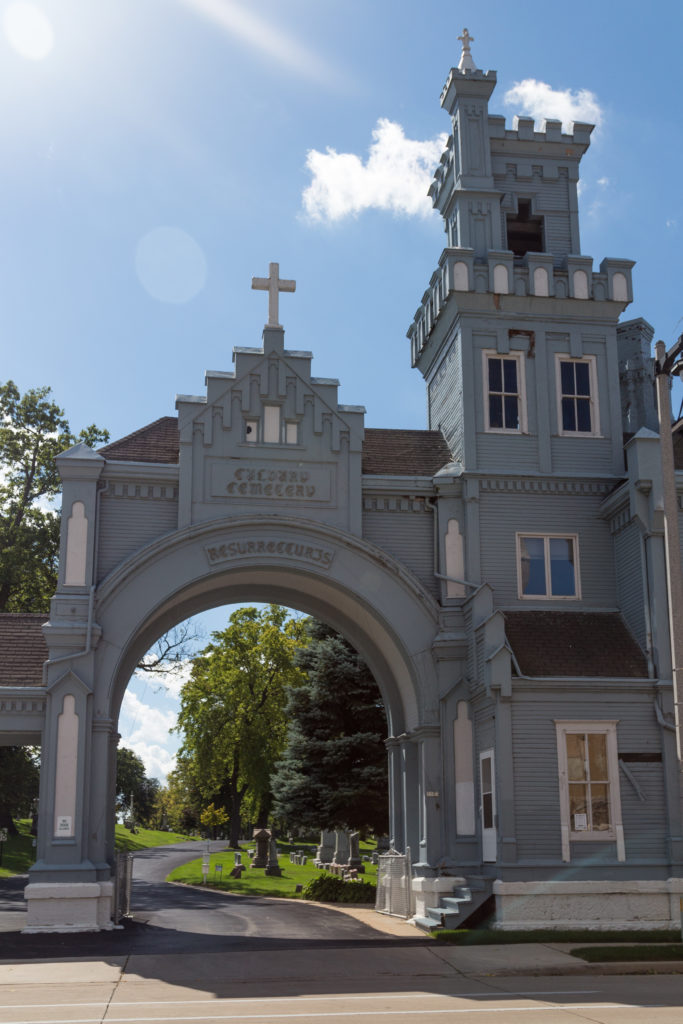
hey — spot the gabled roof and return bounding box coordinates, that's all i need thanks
[504,611,648,679]
[99,417,452,477]
[0,613,48,686]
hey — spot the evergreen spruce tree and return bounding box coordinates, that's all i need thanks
[271,620,388,835]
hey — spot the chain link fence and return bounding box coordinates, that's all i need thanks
[374,847,412,918]
[113,852,134,925]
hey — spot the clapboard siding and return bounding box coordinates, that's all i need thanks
[614,521,647,651]
[98,494,178,582]
[478,490,616,606]
[550,436,614,474]
[362,507,437,598]
[511,695,666,862]
[477,434,540,472]
[428,339,463,461]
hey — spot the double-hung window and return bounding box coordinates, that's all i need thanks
[517,533,580,599]
[483,351,526,432]
[556,355,599,435]
[555,721,625,861]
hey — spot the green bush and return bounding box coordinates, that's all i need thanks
[302,872,376,904]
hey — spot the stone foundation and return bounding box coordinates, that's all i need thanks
[410,875,465,921]
[23,881,115,933]
[493,878,683,931]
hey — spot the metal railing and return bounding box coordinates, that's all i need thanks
[375,847,412,918]
[113,852,134,925]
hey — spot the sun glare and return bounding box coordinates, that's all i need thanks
[3,2,54,60]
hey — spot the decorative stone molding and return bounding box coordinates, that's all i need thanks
[105,482,178,500]
[363,496,433,513]
[479,477,611,496]
[0,695,45,714]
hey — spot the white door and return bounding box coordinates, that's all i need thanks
[479,749,497,862]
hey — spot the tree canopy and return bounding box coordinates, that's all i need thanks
[271,620,388,835]
[115,746,160,826]
[0,380,109,612]
[0,746,40,834]
[175,605,307,846]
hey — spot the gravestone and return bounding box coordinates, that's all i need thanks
[264,838,282,876]
[251,827,271,868]
[315,829,335,867]
[376,835,390,853]
[348,831,364,873]
[234,850,242,866]
[332,829,350,870]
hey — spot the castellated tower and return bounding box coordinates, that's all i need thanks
[408,43,640,484]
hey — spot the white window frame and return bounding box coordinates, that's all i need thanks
[555,720,625,862]
[243,410,299,445]
[555,354,600,437]
[482,349,528,434]
[516,532,581,600]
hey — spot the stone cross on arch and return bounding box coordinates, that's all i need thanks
[458,27,477,72]
[251,262,296,327]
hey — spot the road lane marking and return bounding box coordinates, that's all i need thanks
[0,1002,659,1024]
[0,991,600,1010]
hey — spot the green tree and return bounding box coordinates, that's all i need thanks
[0,746,40,834]
[200,802,228,839]
[176,605,307,847]
[0,381,109,612]
[115,747,159,826]
[271,620,388,835]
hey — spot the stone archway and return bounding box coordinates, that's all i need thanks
[27,515,444,931]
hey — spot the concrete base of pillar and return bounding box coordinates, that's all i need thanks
[492,878,683,931]
[23,880,115,933]
[410,874,465,921]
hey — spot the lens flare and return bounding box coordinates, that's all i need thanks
[3,3,54,60]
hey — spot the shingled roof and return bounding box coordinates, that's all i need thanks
[99,417,452,477]
[98,416,180,464]
[0,613,48,686]
[504,611,648,679]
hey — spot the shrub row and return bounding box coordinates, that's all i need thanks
[302,873,376,904]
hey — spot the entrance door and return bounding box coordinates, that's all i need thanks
[479,749,497,862]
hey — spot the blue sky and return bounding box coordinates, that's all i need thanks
[4,0,682,782]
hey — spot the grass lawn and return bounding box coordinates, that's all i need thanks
[0,819,35,878]
[571,944,683,962]
[434,927,681,945]
[167,841,378,900]
[114,825,196,851]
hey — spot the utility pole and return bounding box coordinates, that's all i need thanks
[654,337,683,766]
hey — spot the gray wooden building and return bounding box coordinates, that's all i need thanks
[1,37,682,932]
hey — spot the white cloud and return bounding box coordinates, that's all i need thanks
[132,659,194,701]
[120,690,177,747]
[597,177,610,187]
[503,80,604,132]
[302,119,448,223]
[666,219,677,229]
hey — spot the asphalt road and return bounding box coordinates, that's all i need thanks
[0,841,423,958]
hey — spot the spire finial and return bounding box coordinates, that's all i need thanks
[457,28,477,72]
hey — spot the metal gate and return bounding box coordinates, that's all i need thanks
[374,847,412,918]
[113,852,134,925]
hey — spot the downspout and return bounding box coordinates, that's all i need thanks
[638,525,657,679]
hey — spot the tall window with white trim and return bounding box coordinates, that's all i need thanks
[555,721,625,861]
[483,351,526,432]
[517,533,579,599]
[556,355,599,435]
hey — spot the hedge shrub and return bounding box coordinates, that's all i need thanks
[302,872,376,904]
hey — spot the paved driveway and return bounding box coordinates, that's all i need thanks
[0,841,423,959]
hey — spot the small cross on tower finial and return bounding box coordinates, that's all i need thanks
[251,262,296,328]
[457,28,477,72]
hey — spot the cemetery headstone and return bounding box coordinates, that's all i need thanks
[348,831,364,873]
[265,838,283,876]
[251,827,271,868]
[315,829,335,867]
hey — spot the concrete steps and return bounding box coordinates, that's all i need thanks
[414,877,492,933]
